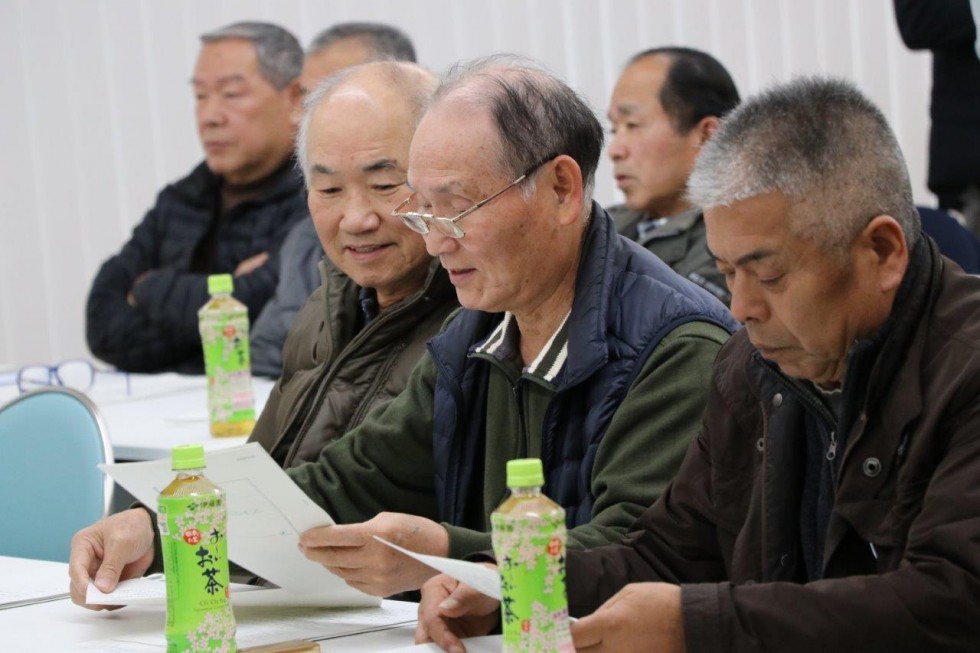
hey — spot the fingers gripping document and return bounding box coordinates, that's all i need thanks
[99,443,378,607]
[374,537,501,600]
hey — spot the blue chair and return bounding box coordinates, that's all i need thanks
[0,388,113,562]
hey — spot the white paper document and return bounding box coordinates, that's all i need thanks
[374,537,501,600]
[86,573,264,605]
[100,443,378,607]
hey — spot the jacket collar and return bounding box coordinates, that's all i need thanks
[559,201,619,389]
[637,207,703,245]
[319,257,454,345]
[174,157,303,208]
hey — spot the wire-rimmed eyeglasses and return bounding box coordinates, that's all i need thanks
[15,359,131,395]
[392,153,559,239]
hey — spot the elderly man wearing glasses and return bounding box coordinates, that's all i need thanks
[69,55,736,605]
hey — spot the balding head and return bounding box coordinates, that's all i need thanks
[422,55,603,216]
[296,61,437,184]
[297,60,437,309]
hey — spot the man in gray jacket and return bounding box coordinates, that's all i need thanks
[607,47,739,305]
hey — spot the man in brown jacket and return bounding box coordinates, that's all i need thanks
[417,77,980,653]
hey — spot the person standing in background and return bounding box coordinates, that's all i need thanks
[895,0,980,235]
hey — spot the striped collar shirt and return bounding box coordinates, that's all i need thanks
[473,311,571,384]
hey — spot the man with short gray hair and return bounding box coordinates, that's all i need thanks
[419,76,980,653]
[86,21,307,372]
[300,22,416,94]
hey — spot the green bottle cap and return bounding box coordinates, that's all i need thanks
[171,444,206,470]
[506,458,544,488]
[208,274,234,295]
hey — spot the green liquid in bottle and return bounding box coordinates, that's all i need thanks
[199,274,255,437]
[158,444,237,652]
[491,458,574,652]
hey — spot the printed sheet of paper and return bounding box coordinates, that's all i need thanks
[100,442,378,607]
[374,537,501,600]
[86,574,263,605]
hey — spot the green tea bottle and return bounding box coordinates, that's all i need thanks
[491,458,574,653]
[198,274,255,436]
[158,444,236,652]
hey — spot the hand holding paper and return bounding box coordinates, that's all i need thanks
[373,536,501,600]
[98,443,378,607]
[297,513,450,597]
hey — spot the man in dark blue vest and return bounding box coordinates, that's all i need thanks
[69,55,736,606]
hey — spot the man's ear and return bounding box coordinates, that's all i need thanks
[286,79,304,126]
[861,214,909,294]
[550,154,584,226]
[696,116,721,146]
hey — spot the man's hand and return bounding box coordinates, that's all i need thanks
[234,252,269,277]
[68,508,157,609]
[570,582,685,653]
[297,512,449,596]
[126,271,152,307]
[416,572,501,653]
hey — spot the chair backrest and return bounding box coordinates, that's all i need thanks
[0,388,113,562]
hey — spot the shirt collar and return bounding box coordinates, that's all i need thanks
[474,311,571,383]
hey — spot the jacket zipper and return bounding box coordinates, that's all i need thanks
[283,288,430,466]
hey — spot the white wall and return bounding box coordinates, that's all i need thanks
[0,0,931,368]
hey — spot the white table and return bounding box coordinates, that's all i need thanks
[0,556,421,652]
[0,372,275,461]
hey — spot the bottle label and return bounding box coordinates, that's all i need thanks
[199,311,255,427]
[158,494,236,652]
[491,512,574,652]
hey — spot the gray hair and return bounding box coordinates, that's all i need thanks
[429,54,604,219]
[308,22,416,62]
[295,62,437,185]
[688,76,919,254]
[201,22,302,89]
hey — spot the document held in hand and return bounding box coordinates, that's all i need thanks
[99,443,379,607]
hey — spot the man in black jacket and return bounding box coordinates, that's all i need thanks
[86,21,307,373]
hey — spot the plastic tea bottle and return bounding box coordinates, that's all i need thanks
[158,444,236,652]
[199,273,255,436]
[491,458,574,652]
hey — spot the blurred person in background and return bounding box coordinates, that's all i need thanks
[86,21,306,373]
[606,47,739,305]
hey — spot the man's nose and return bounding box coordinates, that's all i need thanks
[340,192,382,233]
[422,228,458,258]
[728,275,767,325]
[608,132,627,161]
[198,96,226,128]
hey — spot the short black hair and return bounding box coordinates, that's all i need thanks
[309,22,416,63]
[630,47,740,134]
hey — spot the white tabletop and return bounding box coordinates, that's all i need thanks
[0,556,423,652]
[0,372,276,461]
